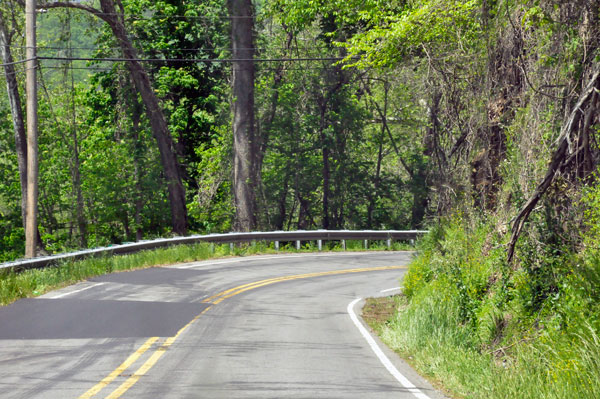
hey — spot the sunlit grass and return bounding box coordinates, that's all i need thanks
[374,298,600,399]
[365,220,600,399]
[0,239,414,306]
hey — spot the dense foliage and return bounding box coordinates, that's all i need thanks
[0,0,431,258]
[2,0,600,395]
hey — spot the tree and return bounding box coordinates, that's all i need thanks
[37,0,188,236]
[0,7,27,231]
[229,0,258,231]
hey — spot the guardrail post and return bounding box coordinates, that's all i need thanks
[387,238,391,249]
[0,229,429,272]
[210,243,215,253]
[364,239,368,249]
[318,240,322,251]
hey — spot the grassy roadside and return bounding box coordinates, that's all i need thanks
[0,239,412,306]
[363,220,600,399]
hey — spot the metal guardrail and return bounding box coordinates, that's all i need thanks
[0,230,428,272]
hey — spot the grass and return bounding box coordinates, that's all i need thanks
[370,294,600,399]
[0,239,413,306]
[362,218,600,399]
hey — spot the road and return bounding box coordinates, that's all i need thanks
[0,252,445,398]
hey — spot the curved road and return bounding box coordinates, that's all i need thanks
[0,252,445,398]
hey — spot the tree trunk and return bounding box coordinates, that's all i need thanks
[318,100,331,230]
[70,133,87,247]
[0,10,27,227]
[367,81,388,229]
[65,16,87,248]
[131,103,145,241]
[40,0,188,236]
[229,0,257,231]
[99,0,187,235]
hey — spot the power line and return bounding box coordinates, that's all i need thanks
[39,64,344,73]
[33,11,256,20]
[0,58,35,67]
[9,44,314,53]
[37,55,348,63]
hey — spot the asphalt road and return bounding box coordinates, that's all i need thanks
[0,251,445,399]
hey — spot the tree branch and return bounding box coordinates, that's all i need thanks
[35,2,109,24]
[507,70,600,263]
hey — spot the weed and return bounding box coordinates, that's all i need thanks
[367,217,600,399]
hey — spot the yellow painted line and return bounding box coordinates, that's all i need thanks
[206,266,407,304]
[202,276,285,303]
[78,336,158,398]
[103,306,212,399]
[84,265,406,398]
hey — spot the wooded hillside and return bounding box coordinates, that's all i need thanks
[0,0,597,279]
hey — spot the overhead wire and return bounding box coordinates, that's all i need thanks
[38,64,344,73]
[31,11,256,20]
[7,45,302,52]
[37,55,348,63]
[1,54,349,77]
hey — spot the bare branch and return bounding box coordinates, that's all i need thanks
[37,2,109,24]
[507,70,600,263]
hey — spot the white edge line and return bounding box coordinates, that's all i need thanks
[380,287,402,293]
[48,282,105,299]
[172,252,404,269]
[347,297,432,399]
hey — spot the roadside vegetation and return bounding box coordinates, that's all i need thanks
[349,0,600,397]
[0,239,409,306]
[366,216,600,399]
[2,0,600,396]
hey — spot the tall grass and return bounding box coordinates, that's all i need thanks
[373,218,600,399]
[0,239,413,306]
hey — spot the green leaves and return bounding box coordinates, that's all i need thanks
[342,0,482,67]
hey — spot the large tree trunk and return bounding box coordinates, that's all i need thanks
[1,6,46,253]
[39,0,188,236]
[0,10,27,226]
[98,0,187,235]
[229,0,257,231]
[65,16,88,247]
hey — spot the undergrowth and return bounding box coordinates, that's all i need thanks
[0,239,411,306]
[376,217,600,399]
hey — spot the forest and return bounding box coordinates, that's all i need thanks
[2,0,600,397]
[1,0,440,259]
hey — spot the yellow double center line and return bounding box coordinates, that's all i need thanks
[80,265,405,398]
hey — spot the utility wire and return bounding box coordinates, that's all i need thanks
[39,64,341,72]
[32,11,255,20]
[0,57,35,67]
[37,55,348,63]
[2,56,348,74]
[9,45,310,52]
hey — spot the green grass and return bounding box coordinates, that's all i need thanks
[367,219,600,399]
[377,296,600,399]
[0,239,414,306]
